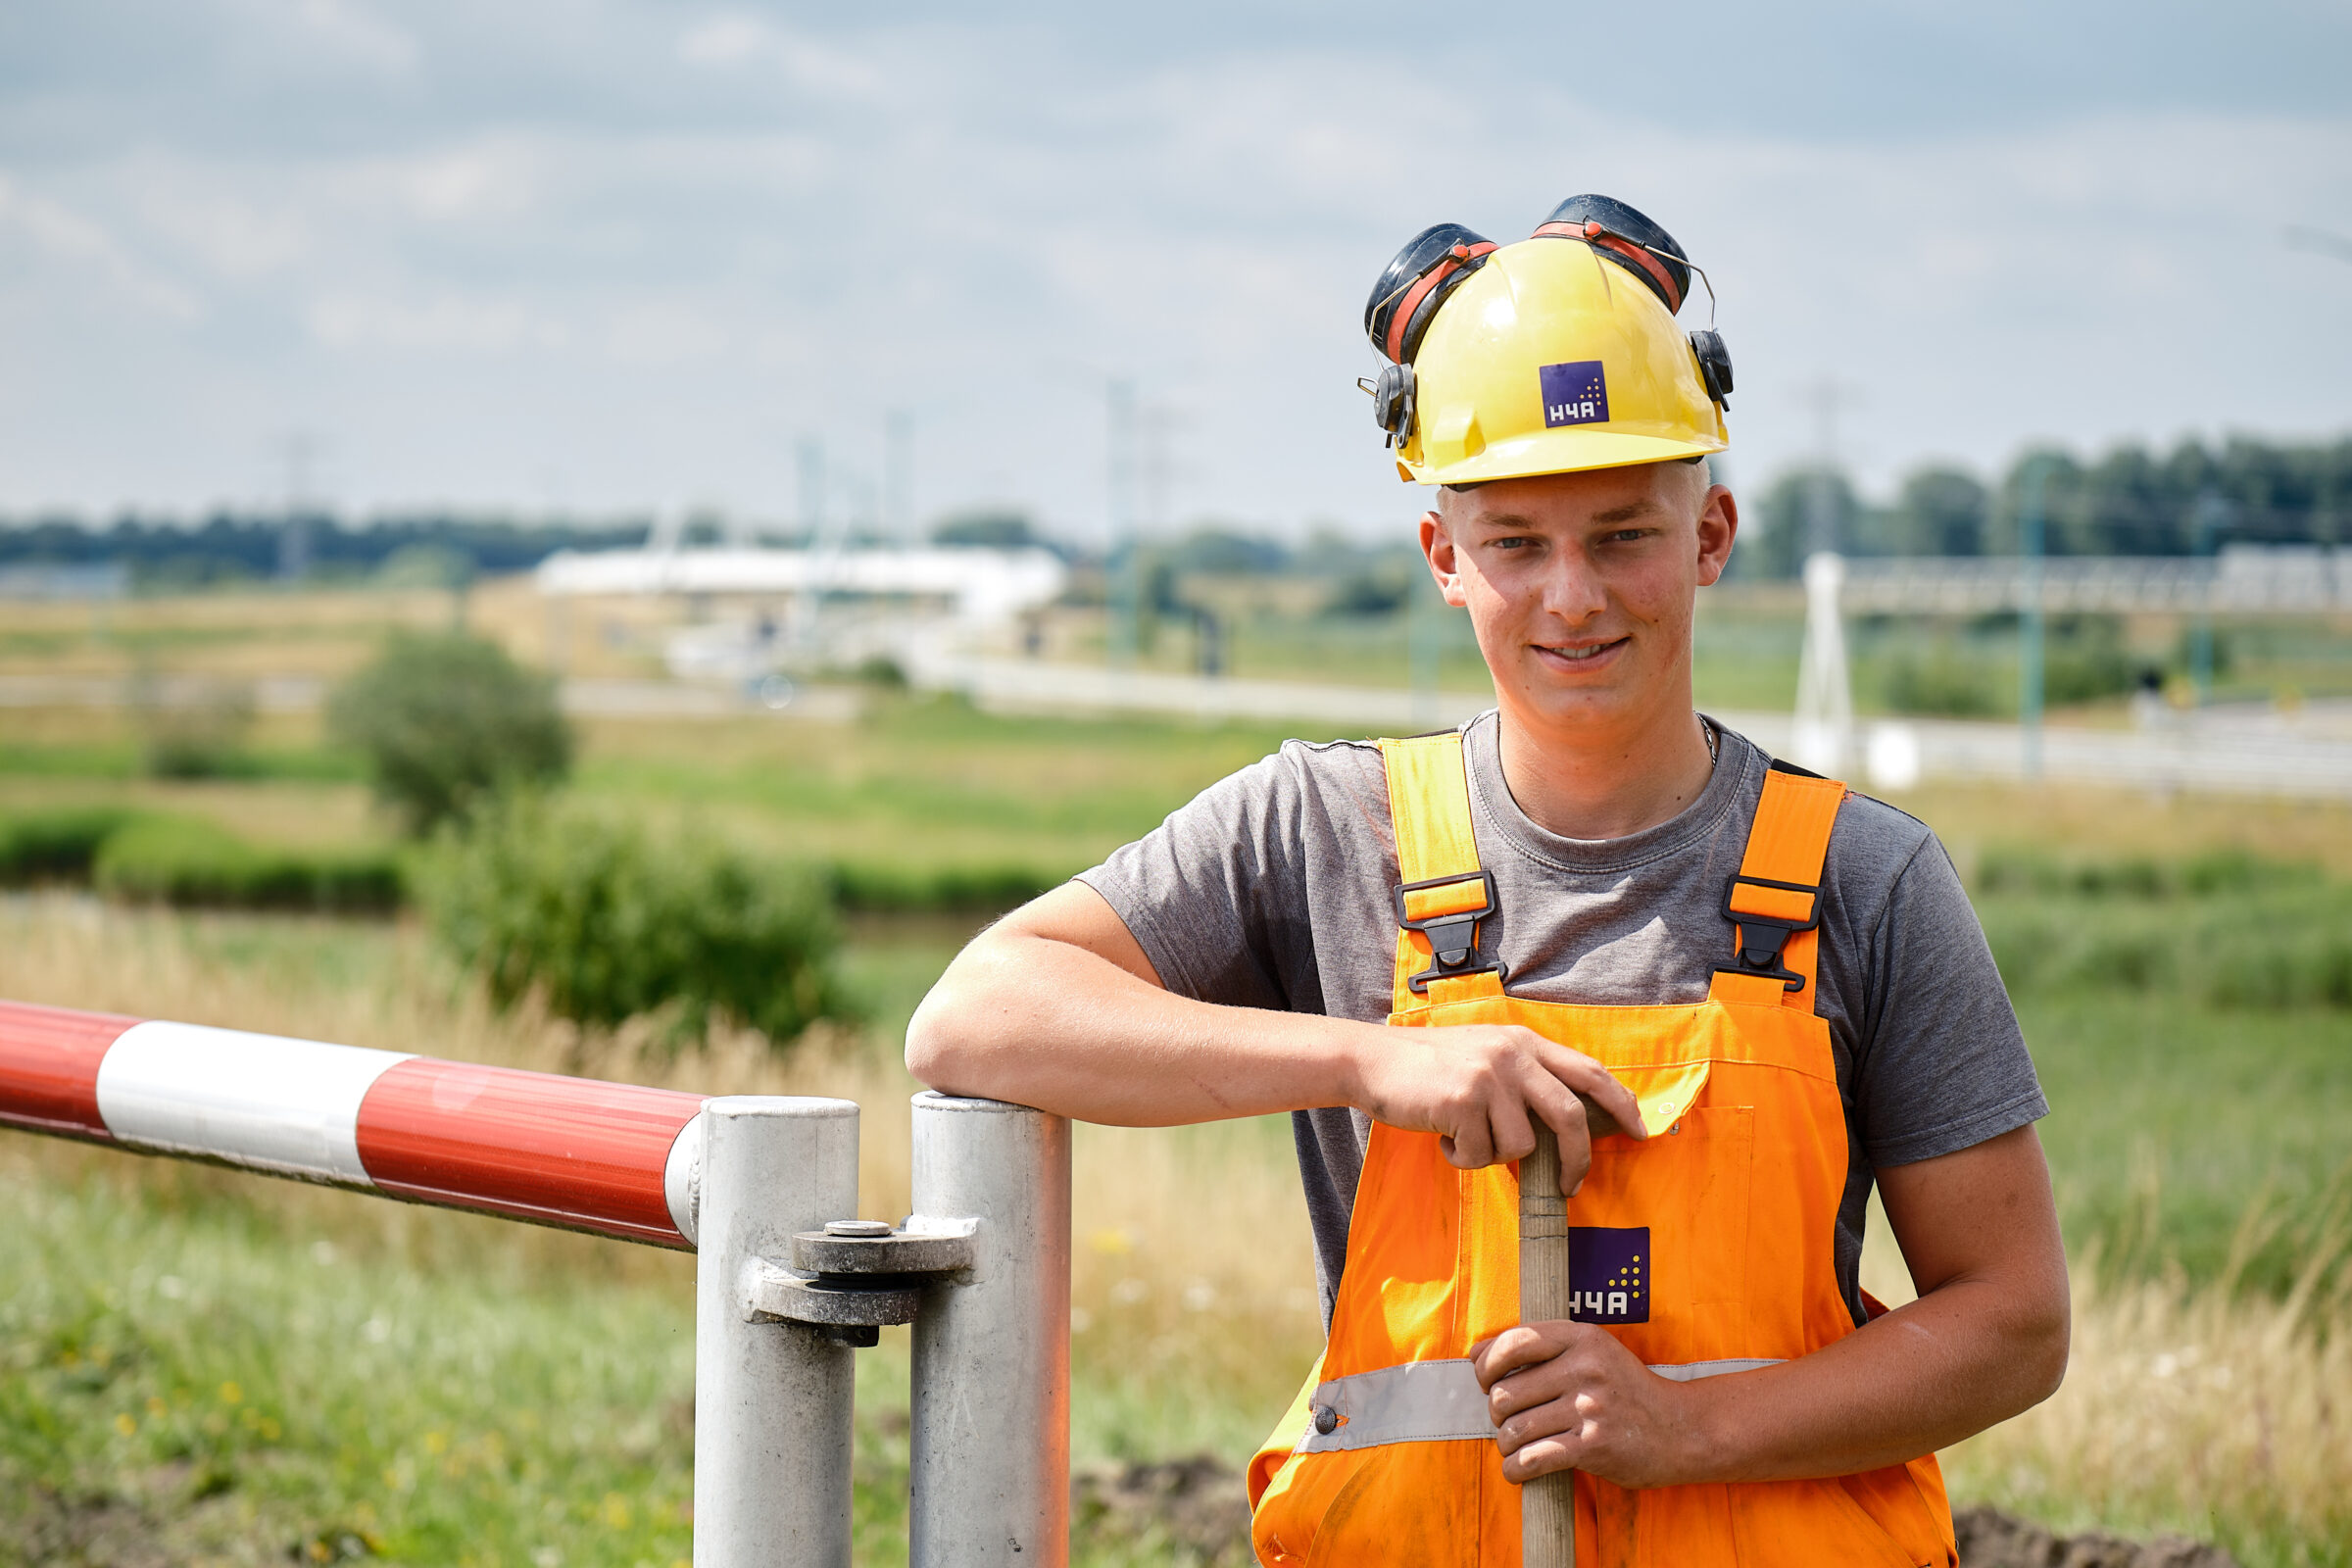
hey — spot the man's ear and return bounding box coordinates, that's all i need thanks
[1694,485,1739,587]
[1419,510,1468,608]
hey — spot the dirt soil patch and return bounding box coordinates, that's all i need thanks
[1071,1456,2246,1567]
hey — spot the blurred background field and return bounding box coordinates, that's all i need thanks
[2,604,2349,1564]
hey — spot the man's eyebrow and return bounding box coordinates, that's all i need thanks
[1464,498,1664,531]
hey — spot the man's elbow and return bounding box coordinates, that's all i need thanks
[2005,1263,2072,1412]
[2024,1284,2072,1407]
[903,985,971,1090]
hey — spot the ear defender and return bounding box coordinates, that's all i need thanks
[1689,328,1734,408]
[1364,222,1497,365]
[1531,194,1691,313]
[1360,223,1494,445]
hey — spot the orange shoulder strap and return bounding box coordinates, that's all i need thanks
[1378,732,1504,1009]
[1707,764,1848,1012]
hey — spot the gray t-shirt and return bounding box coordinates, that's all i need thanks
[1078,710,2045,1329]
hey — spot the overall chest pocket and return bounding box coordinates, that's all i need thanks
[1574,1103,1756,1322]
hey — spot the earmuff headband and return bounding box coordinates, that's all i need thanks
[1380,241,1497,363]
[1531,220,1686,314]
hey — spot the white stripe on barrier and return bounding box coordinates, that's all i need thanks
[94,1021,413,1185]
[664,1110,705,1248]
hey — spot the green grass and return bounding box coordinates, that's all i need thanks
[2021,993,2351,1296]
[1972,852,2352,1300]
[566,696,1343,896]
[0,1176,703,1566]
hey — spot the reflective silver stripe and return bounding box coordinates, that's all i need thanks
[1646,1356,1784,1382]
[1297,1355,1787,1453]
[1298,1359,1491,1451]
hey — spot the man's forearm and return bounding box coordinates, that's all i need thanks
[906,926,1367,1125]
[1677,1271,2068,1483]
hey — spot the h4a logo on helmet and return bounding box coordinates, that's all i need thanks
[1566,1225,1649,1323]
[1539,360,1610,428]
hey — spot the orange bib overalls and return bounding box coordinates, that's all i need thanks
[1247,732,1957,1567]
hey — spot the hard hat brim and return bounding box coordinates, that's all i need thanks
[1397,427,1727,487]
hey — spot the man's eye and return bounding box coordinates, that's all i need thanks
[1605,529,1648,544]
[1492,537,1536,551]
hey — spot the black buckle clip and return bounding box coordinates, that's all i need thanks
[1394,869,1504,994]
[1714,873,1821,993]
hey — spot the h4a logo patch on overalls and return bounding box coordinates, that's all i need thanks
[1567,1225,1649,1323]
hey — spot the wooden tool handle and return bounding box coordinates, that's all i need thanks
[1519,1122,1576,1566]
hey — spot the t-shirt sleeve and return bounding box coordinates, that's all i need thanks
[1074,747,1321,1012]
[1850,833,2048,1167]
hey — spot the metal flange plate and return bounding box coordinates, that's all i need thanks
[743,1259,925,1328]
[790,1228,975,1276]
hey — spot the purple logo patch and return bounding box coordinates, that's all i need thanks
[1567,1225,1649,1323]
[1539,360,1610,428]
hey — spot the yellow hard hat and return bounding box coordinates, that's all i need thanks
[1362,196,1733,486]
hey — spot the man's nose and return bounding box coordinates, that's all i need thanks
[1537,547,1610,623]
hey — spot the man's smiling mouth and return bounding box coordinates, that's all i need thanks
[1536,637,1629,663]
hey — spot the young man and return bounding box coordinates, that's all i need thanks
[906,196,2066,1566]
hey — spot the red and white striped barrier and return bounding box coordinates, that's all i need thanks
[2,997,1076,1563]
[0,1001,706,1249]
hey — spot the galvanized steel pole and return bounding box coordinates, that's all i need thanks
[693,1096,861,1568]
[907,1092,1072,1568]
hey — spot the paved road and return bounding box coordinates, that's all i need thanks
[915,655,2352,803]
[0,673,861,722]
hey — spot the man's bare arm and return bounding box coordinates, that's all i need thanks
[905,881,1645,1183]
[1476,1124,2069,1486]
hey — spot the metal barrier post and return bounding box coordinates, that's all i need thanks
[906,1093,1071,1568]
[693,1095,861,1568]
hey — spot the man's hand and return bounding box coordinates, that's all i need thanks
[1461,1128,2068,1490]
[908,883,1645,1190]
[1473,1321,1703,1489]
[1348,1025,1647,1195]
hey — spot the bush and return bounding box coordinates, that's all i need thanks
[0,807,137,883]
[1974,849,2352,1010]
[421,802,851,1047]
[1880,643,2001,717]
[828,859,1056,914]
[90,816,404,912]
[133,677,257,779]
[1323,570,1408,618]
[326,633,571,836]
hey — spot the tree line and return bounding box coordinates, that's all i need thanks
[1735,433,2352,578]
[5,433,2348,589]
[0,512,650,589]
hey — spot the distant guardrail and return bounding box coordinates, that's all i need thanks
[1838,549,2352,614]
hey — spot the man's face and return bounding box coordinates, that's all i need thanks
[1421,461,1738,735]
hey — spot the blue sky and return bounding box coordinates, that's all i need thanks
[2,1,2347,540]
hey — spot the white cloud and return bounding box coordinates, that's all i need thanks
[675,12,880,97]
[282,0,418,74]
[0,172,202,320]
[304,290,567,354]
